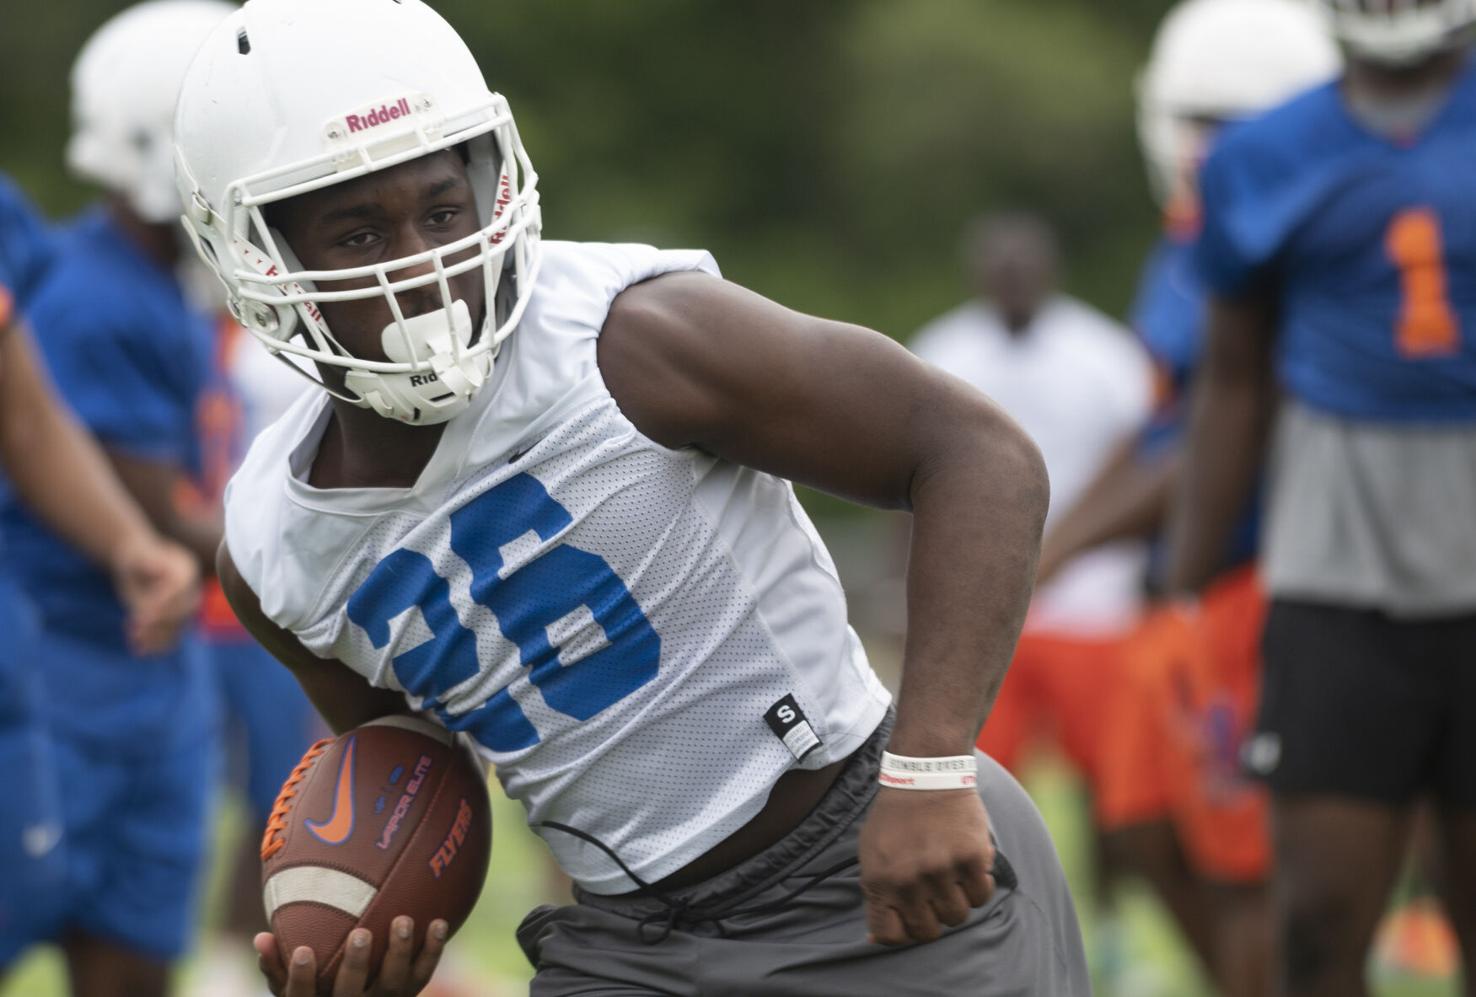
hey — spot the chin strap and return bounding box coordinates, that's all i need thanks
[341,298,491,426]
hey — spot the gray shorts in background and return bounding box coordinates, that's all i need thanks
[516,714,1089,996]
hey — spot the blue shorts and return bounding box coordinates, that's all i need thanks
[210,635,320,822]
[0,578,67,966]
[0,728,219,964]
[0,626,219,965]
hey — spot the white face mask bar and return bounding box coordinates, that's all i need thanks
[185,95,543,426]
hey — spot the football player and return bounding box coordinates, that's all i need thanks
[1169,0,1476,993]
[0,5,237,995]
[911,212,1152,798]
[183,308,321,991]
[0,171,201,986]
[1036,1,1340,993]
[174,0,1090,994]
[909,211,1153,988]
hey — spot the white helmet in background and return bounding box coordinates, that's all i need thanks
[173,0,542,427]
[1318,0,1476,66]
[1139,0,1341,207]
[68,0,237,224]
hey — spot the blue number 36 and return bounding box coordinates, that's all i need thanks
[346,473,660,751]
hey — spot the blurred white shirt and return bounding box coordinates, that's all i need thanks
[912,296,1152,638]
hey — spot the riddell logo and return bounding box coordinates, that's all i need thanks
[409,372,441,387]
[428,798,473,878]
[345,97,413,135]
[489,171,513,247]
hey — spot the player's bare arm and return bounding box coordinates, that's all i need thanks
[1035,437,1178,585]
[107,452,223,570]
[1164,292,1276,594]
[217,543,411,735]
[0,315,199,652]
[599,272,1051,944]
[217,544,449,997]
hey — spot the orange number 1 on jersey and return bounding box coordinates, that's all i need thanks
[1386,208,1461,358]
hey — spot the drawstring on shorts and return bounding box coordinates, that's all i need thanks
[535,819,1019,945]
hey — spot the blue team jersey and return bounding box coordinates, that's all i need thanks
[1132,233,1260,576]
[1133,234,1206,396]
[0,172,54,310]
[1132,234,1206,464]
[0,209,212,647]
[0,174,55,661]
[1196,63,1476,422]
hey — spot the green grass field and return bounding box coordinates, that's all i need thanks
[3,762,1461,996]
[1029,759,1460,997]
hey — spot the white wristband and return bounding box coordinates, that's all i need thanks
[879,751,978,791]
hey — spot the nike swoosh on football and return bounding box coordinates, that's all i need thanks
[305,737,357,846]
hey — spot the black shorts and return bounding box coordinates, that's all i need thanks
[1251,599,1476,809]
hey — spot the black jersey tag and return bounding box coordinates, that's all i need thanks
[764,694,820,762]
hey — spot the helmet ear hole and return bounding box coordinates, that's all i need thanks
[463,134,503,227]
[267,228,310,282]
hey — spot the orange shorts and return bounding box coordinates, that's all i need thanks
[1095,568,1270,883]
[975,628,1132,797]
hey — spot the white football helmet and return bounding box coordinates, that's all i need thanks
[68,0,237,224]
[1318,0,1476,65]
[1139,0,1341,207]
[174,0,542,426]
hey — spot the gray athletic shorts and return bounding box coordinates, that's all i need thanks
[516,712,1089,996]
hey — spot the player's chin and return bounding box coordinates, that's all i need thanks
[320,310,395,363]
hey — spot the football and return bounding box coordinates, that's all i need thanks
[260,714,492,992]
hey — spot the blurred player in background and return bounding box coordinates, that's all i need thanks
[168,136,320,990]
[1170,0,1476,993]
[175,0,1089,993]
[0,174,66,979]
[0,171,202,989]
[180,291,320,993]
[0,4,236,995]
[909,211,1152,985]
[912,213,1152,748]
[1038,2,1340,993]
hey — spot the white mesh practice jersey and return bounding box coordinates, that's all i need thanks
[226,241,891,893]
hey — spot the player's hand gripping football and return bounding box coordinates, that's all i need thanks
[111,533,201,655]
[254,917,450,997]
[858,787,996,946]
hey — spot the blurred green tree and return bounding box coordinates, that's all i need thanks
[0,1,1173,521]
[0,0,1166,332]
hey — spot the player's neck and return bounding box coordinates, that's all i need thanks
[996,305,1039,338]
[1344,47,1469,106]
[309,399,447,490]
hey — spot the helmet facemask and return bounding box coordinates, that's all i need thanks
[181,95,542,427]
